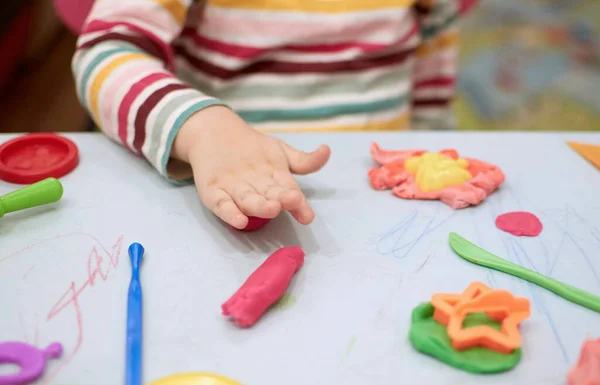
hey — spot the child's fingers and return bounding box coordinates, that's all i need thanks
[248,176,304,218]
[204,188,248,229]
[249,174,304,211]
[289,202,315,225]
[264,185,304,211]
[229,181,281,218]
[273,171,315,225]
[279,142,331,175]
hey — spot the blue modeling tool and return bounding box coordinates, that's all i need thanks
[126,243,144,385]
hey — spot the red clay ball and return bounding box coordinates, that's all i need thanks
[239,216,271,231]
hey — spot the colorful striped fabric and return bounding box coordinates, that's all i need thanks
[73,0,477,181]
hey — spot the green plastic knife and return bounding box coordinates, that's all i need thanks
[449,232,600,314]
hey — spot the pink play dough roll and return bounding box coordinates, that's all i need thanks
[222,246,304,327]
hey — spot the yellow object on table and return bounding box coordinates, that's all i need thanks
[147,372,243,385]
[405,152,472,192]
[567,141,600,170]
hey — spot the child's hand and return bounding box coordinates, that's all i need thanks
[172,106,331,229]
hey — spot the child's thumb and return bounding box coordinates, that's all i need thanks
[280,141,331,175]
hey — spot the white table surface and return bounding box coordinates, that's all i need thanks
[0,132,599,385]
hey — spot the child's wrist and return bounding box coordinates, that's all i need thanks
[172,105,244,163]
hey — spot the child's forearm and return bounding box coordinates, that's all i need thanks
[72,0,224,183]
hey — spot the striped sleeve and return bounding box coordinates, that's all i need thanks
[72,0,225,183]
[411,0,479,130]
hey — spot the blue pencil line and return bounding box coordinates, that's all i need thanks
[391,209,438,259]
[529,281,570,363]
[375,208,456,259]
[507,189,600,286]
[500,233,569,362]
[549,223,568,275]
[547,208,600,286]
[566,205,600,248]
[470,209,498,287]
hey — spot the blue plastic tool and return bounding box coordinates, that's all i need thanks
[125,243,144,385]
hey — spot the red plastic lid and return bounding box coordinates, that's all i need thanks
[0,133,79,184]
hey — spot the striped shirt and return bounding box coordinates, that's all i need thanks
[73,0,478,182]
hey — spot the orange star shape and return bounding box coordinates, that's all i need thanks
[430,282,531,354]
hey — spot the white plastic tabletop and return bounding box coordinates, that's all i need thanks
[0,132,599,385]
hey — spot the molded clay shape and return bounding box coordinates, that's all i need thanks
[222,246,304,327]
[0,341,62,385]
[495,211,543,236]
[568,338,600,385]
[369,143,504,209]
[409,302,521,374]
[404,152,472,192]
[242,217,271,231]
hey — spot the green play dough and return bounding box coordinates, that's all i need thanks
[409,302,521,373]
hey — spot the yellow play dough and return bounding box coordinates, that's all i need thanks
[147,372,243,385]
[404,152,472,192]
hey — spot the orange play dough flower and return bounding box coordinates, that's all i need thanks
[368,143,505,209]
[431,282,531,355]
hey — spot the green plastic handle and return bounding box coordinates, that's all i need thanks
[0,178,63,217]
[448,232,600,314]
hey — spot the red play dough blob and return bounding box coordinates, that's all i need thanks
[222,246,304,327]
[239,216,271,231]
[495,211,543,236]
[568,339,600,385]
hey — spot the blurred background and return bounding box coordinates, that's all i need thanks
[0,0,598,134]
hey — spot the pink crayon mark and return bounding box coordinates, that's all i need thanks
[18,312,41,349]
[43,282,83,384]
[0,232,122,265]
[4,234,125,385]
[41,235,123,384]
[18,313,30,344]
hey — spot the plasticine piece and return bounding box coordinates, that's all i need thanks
[404,152,472,192]
[495,211,543,236]
[368,143,505,209]
[370,143,427,165]
[222,246,304,327]
[448,290,530,354]
[568,338,600,385]
[431,282,531,354]
[242,216,271,231]
[0,341,63,385]
[409,302,521,374]
[431,282,501,326]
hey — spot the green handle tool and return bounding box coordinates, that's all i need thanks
[449,232,600,314]
[0,178,63,218]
